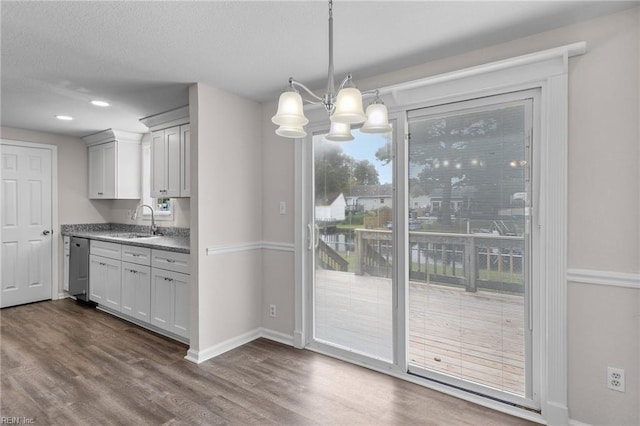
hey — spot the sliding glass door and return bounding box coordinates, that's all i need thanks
[305,91,538,409]
[312,128,394,362]
[406,94,534,405]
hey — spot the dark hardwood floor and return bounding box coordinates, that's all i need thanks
[1,299,535,425]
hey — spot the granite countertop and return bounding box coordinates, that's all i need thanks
[61,224,190,254]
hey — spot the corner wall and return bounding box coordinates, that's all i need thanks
[189,83,263,359]
[260,7,640,425]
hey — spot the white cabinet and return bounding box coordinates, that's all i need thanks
[151,268,190,339]
[150,124,190,198]
[88,142,116,198]
[89,254,121,309]
[150,249,190,339]
[89,240,122,310]
[83,129,143,199]
[121,262,151,322]
[140,106,190,198]
[63,236,70,292]
[87,239,189,342]
[180,124,191,197]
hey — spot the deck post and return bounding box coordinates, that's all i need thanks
[354,229,363,276]
[465,235,477,292]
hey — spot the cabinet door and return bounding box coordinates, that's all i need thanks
[102,257,122,311]
[151,269,173,331]
[122,262,151,322]
[151,268,189,338]
[89,255,105,303]
[150,130,166,198]
[180,124,191,197]
[172,272,190,338]
[165,126,181,198]
[88,145,104,198]
[102,142,117,198]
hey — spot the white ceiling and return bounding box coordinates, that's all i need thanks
[1,1,636,138]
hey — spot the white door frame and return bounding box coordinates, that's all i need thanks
[1,139,59,302]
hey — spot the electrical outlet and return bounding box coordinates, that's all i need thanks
[279,201,286,215]
[269,304,277,318]
[607,367,625,392]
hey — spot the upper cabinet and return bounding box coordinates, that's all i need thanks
[83,129,143,199]
[140,106,190,198]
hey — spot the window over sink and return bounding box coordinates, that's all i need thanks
[141,141,173,220]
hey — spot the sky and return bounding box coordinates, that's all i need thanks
[332,129,393,184]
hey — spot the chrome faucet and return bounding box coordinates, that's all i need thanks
[132,204,157,235]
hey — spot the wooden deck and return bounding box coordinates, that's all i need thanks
[315,269,525,396]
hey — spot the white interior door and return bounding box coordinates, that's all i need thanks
[1,143,53,308]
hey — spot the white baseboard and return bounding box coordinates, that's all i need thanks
[185,328,262,364]
[184,328,294,364]
[57,292,70,300]
[260,328,294,346]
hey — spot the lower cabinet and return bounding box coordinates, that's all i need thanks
[150,267,190,339]
[121,262,151,322]
[89,254,121,310]
[88,241,189,342]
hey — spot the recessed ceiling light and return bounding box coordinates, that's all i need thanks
[90,100,110,107]
[55,115,74,121]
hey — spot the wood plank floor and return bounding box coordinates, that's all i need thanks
[0,299,534,425]
[315,269,525,395]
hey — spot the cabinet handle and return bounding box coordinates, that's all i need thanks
[98,192,103,195]
[100,262,106,266]
[163,277,174,282]
[165,259,175,263]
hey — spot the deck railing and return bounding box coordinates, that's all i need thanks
[351,229,524,293]
[317,238,349,272]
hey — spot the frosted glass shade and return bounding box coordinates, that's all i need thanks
[325,122,354,141]
[272,91,308,126]
[275,124,306,138]
[331,87,366,124]
[360,103,392,133]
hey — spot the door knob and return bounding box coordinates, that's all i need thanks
[42,230,50,235]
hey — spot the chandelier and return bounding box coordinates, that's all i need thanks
[271,0,391,141]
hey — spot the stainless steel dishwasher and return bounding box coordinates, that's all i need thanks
[69,237,91,302]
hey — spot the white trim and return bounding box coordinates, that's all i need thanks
[296,42,580,424]
[567,268,640,289]
[183,328,294,364]
[139,105,190,131]
[1,139,59,303]
[260,328,294,346]
[262,241,295,252]
[82,128,143,146]
[206,241,294,256]
[185,328,262,363]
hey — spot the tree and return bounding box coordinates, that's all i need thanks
[377,105,526,225]
[314,144,354,201]
[352,160,380,186]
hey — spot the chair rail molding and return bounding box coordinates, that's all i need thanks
[567,268,640,289]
